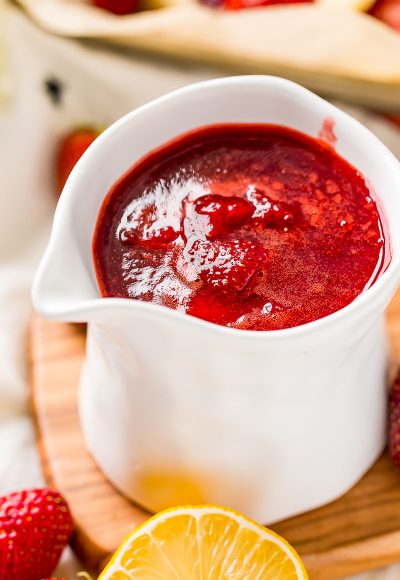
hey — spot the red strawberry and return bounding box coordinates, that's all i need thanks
[224,0,313,11]
[123,224,180,248]
[186,238,266,292]
[384,114,400,129]
[389,373,400,469]
[247,188,300,230]
[92,0,140,14]
[192,194,254,239]
[56,128,99,195]
[0,488,73,580]
[370,0,400,32]
[120,203,181,249]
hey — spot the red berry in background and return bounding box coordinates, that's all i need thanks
[389,372,400,469]
[0,488,73,580]
[56,128,99,195]
[92,0,140,14]
[369,0,400,32]
[223,0,313,11]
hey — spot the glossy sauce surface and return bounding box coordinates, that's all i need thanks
[93,124,386,331]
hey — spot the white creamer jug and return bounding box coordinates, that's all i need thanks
[33,76,400,523]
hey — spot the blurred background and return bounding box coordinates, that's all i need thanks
[1,0,400,577]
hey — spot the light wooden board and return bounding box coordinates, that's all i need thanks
[30,291,400,578]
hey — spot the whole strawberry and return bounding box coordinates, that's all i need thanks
[370,0,400,32]
[92,0,139,14]
[0,488,73,580]
[56,128,99,195]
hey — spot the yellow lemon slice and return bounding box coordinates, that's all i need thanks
[99,505,308,579]
[316,0,376,10]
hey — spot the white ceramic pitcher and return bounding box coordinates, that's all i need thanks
[33,76,400,524]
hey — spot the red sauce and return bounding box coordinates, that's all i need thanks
[318,117,337,148]
[93,124,386,331]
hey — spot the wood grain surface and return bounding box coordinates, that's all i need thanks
[30,290,400,578]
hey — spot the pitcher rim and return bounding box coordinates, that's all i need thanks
[32,75,400,341]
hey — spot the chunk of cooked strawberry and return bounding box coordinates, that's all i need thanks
[192,194,254,239]
[186,238,266,292]
[123,224,179,248]
[120,203,180,249]
[247,188,300,229]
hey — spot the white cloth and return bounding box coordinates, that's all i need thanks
[2,3,400,578]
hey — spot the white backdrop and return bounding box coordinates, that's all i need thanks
[2,4,400,578]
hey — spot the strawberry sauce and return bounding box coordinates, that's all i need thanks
[93,124,386,331]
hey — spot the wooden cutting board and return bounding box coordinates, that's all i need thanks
[30,292,400,579]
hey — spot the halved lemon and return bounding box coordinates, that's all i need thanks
[316,0,376,10]
[99,505,308,579]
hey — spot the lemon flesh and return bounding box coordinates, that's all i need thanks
[99,505,309,579]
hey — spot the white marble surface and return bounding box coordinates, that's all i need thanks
[2,4,400,577]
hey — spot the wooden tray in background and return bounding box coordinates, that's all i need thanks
[30,289,400,579]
